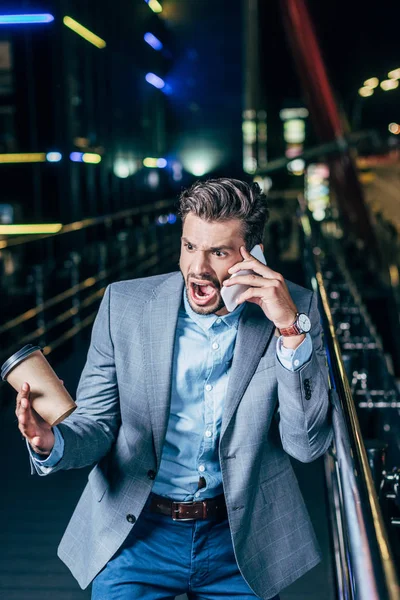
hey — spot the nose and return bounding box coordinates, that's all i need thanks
[191,251,211,276]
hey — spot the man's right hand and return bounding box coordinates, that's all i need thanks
[16,382,55,457]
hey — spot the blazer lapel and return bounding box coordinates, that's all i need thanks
[221,302,275,439]
[143,272,184,467]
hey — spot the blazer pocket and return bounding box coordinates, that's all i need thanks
[88,464,109,502]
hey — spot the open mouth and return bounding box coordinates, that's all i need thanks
[190,281,218,304]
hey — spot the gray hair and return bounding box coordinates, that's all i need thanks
[178,178,269,250]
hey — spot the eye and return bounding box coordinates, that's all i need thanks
[184,243,194,251]
[213,250,227,258]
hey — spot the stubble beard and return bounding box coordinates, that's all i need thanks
[180,268,226,315]
[184,287,226,315]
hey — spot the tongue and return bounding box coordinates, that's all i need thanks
[198,284,214,296]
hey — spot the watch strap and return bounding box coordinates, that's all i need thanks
[278,313,302,337]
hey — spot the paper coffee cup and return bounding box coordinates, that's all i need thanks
[1,344,77,426]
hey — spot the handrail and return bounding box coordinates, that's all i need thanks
[0,245,176,364]
[255,130,376,175]
[0,199,176,249]
[0,242,158,335]
[302,215,400,599]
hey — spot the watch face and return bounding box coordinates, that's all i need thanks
[298,313,311,333]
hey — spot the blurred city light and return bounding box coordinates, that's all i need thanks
[113,156,138,178]
[172,162,183,181]
[0,153,46,163]
[380,79,399,91]
[46,152,62,162]
[287,158,305,176]
[388,68,400,80]
[358,86,374,97]
[145,0,163,14]
[242,115,257,174]
[363,77,379,88]
[253,176,273,193]
[388,123,400,134]
[114,160,130,178]
[143,158,158,168]
[143,157,167,168]
[148,170,159,188]
[185,160,209,176]
[0,223,62,234]
[74,137,90,148]
[0,14,54,24]
[70,152,83,162]
[168,213,177,224]
[63,16,106,49]
[312,209,326,222]
[145,73,165,89]
[283,119,305,144]
[306,164,330,222]
[144,32,163,51]
[180,145,222,177]
[279,107,309,120]
[82,153,102,164]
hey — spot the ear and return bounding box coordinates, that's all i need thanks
[259,243,264,252]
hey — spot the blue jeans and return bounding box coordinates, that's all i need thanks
[92,498,280,600]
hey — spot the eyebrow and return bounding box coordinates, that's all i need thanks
[181,237,235,252]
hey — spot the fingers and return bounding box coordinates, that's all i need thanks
[224,275,279,289]
[16,382,30,417]
[236,287,276,306]
[229,248,282,280]
[16,383,36,440]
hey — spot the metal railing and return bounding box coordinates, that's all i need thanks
[302,213,400,599]
[0,199,180,389]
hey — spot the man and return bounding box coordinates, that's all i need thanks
[16,178,332,600]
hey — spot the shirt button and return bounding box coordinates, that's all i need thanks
[216,318,222,324]
[126,514,136,524]
[198,465,205,472]
[205,384,212,391]
[195,491,200,497]
[147,469,156,480]
[205,430,212,438]
[294,359,300,367]
[212,342,219,350]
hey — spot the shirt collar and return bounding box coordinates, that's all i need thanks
[182,288,245,333]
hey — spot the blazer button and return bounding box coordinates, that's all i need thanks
[147,470,156,480]
[126,514,136,524]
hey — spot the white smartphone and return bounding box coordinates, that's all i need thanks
[221,244,267,312]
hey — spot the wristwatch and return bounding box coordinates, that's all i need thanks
[278,313,311,336]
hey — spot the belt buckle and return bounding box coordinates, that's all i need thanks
[171,500,204,521]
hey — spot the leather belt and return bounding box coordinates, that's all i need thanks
[149,493,227,521]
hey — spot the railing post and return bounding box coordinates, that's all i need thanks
[65,251,81,329]
[33,264,46,348]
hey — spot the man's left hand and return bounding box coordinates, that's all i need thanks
[223,246,305,347]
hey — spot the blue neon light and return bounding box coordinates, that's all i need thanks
[157,158,167,168]
[70,152,83,162]
[144,32,163,51]
[46,152,62,163]
[0,14,54,24]
[145,73,165,89]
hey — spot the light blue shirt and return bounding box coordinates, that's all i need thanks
[30,294,312,493]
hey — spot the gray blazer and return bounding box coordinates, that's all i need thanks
[29,272,332,599]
